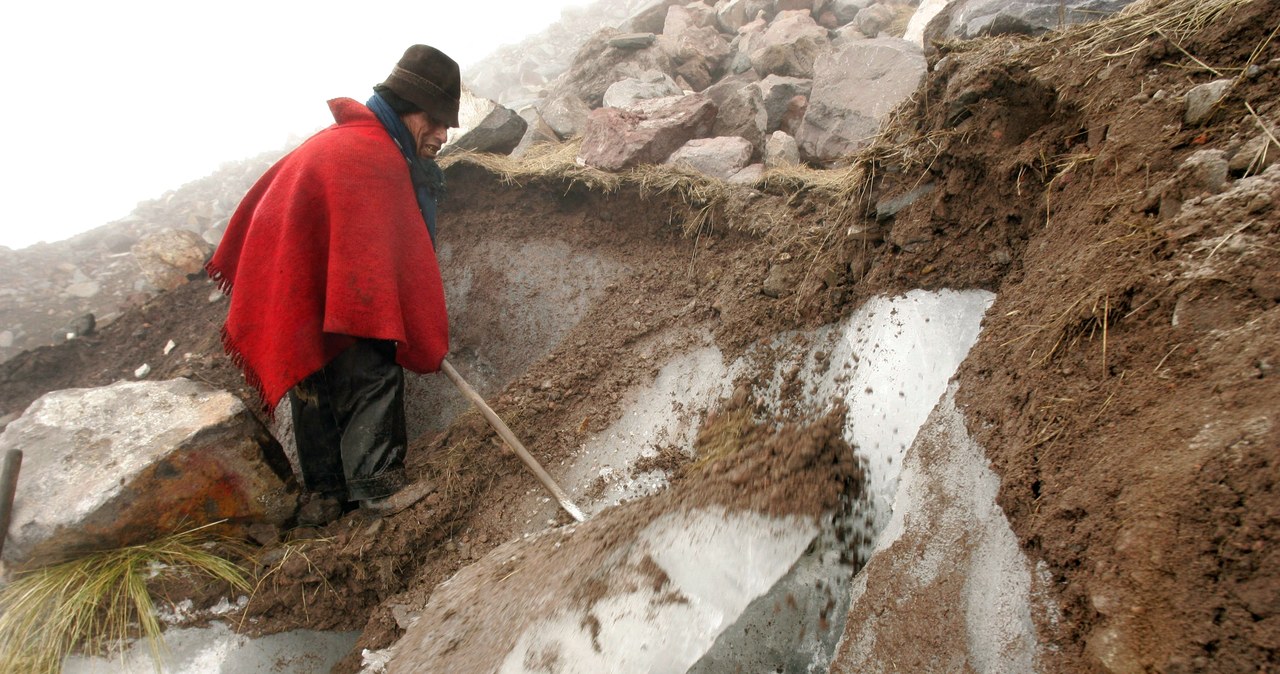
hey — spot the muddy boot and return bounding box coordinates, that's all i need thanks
[360,480,437,517]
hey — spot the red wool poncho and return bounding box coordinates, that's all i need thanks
[207,98,449,413]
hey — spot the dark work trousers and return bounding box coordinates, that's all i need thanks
[288,339,408,502]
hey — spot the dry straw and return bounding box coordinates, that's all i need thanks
[0,524,250,673]
[441,140,870,253]
[1051,0,1257,59]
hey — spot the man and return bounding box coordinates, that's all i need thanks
[207,45,460,519]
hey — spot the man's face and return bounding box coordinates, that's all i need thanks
[403,111,449,160]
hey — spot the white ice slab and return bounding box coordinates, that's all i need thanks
[547,345,745,522]
[496,508,819,673]
[62,622,358,674]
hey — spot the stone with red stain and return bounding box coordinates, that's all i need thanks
[0,378,296,566]
[578,93,719,171]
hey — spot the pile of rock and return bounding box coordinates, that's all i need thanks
[456,0,1145,179]
[517,0,930,175]
[0,148,284,364]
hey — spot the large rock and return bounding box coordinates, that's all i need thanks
[748,10,831,78]
[658,7,733,90]
[797,38,925,163]
[854,3,897,37]
[0,379,295,566]
[765,130,802,167]
[578,93,719,171]
[830,0,876,25]
[923,0,1135,42]
[709,80,769,152]
[446,101,528,156]
[131,228,213,291]
[603,70,684,109]
[715,0,752,32]
[665,1,719,33]
[756,74,813,132]
[549,28,678,108]
[904,0,950,44]
[727,14,771,74]
[511,109,561,158]
[541,92,593,139]
[627,0,690,34]
[665,136,755,179]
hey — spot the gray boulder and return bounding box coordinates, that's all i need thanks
[666,1,719,31]
[665,136,755,179]
[604,71,685,109]
[756,74,813,132]
[748,10,831,78]
[829,0,876,24]
[729,162,766,184]
[578,93,719,171]
[131,228,213,291]
[797,38,925,163]
[716,0,752,32]
[765,130,802,167]
[924,0,1135,42]
[541,92,593,139]
[854,3,898,37]
[659,8,733,91]
[447,102,528,156]
[549,28,678,108]
[628,0,689,33]
[1,379,295,566]
[511,109,562,159]
[709,81,769,153]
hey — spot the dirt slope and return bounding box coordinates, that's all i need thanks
[0,2,1276,671]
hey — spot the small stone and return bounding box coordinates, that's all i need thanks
[390,604,417,630]
[875,183,936,221]
[246,523,279,546]
[1184,79,1234,126]
[163,340,176,355]
[1251,270,1280,302]
[65,281,101,299]
[134,363,151,379]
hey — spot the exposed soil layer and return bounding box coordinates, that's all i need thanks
[1,3,1277,671]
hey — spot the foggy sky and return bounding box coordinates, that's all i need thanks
[0,0,587,250]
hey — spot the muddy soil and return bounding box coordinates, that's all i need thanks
[1,3,1277,671]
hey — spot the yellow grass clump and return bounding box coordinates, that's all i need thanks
[0,524,250,673]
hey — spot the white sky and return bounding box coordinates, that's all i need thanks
[0,1,588,250]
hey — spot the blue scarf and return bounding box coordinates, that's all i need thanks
[366,92,444,245]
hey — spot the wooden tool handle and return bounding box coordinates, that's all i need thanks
[0,449,23,560]
[441,359,585,522]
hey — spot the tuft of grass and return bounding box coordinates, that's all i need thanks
[0,524,250,673]
[1048,0,1256,60]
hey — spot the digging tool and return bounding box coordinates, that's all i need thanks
[440,359,586,523]
[0,449,22,559]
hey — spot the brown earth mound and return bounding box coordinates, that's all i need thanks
[0,1,1276,671]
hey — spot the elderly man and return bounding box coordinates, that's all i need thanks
[207,45,460,519]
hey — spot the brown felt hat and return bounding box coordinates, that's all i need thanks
[380,45,461,128]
